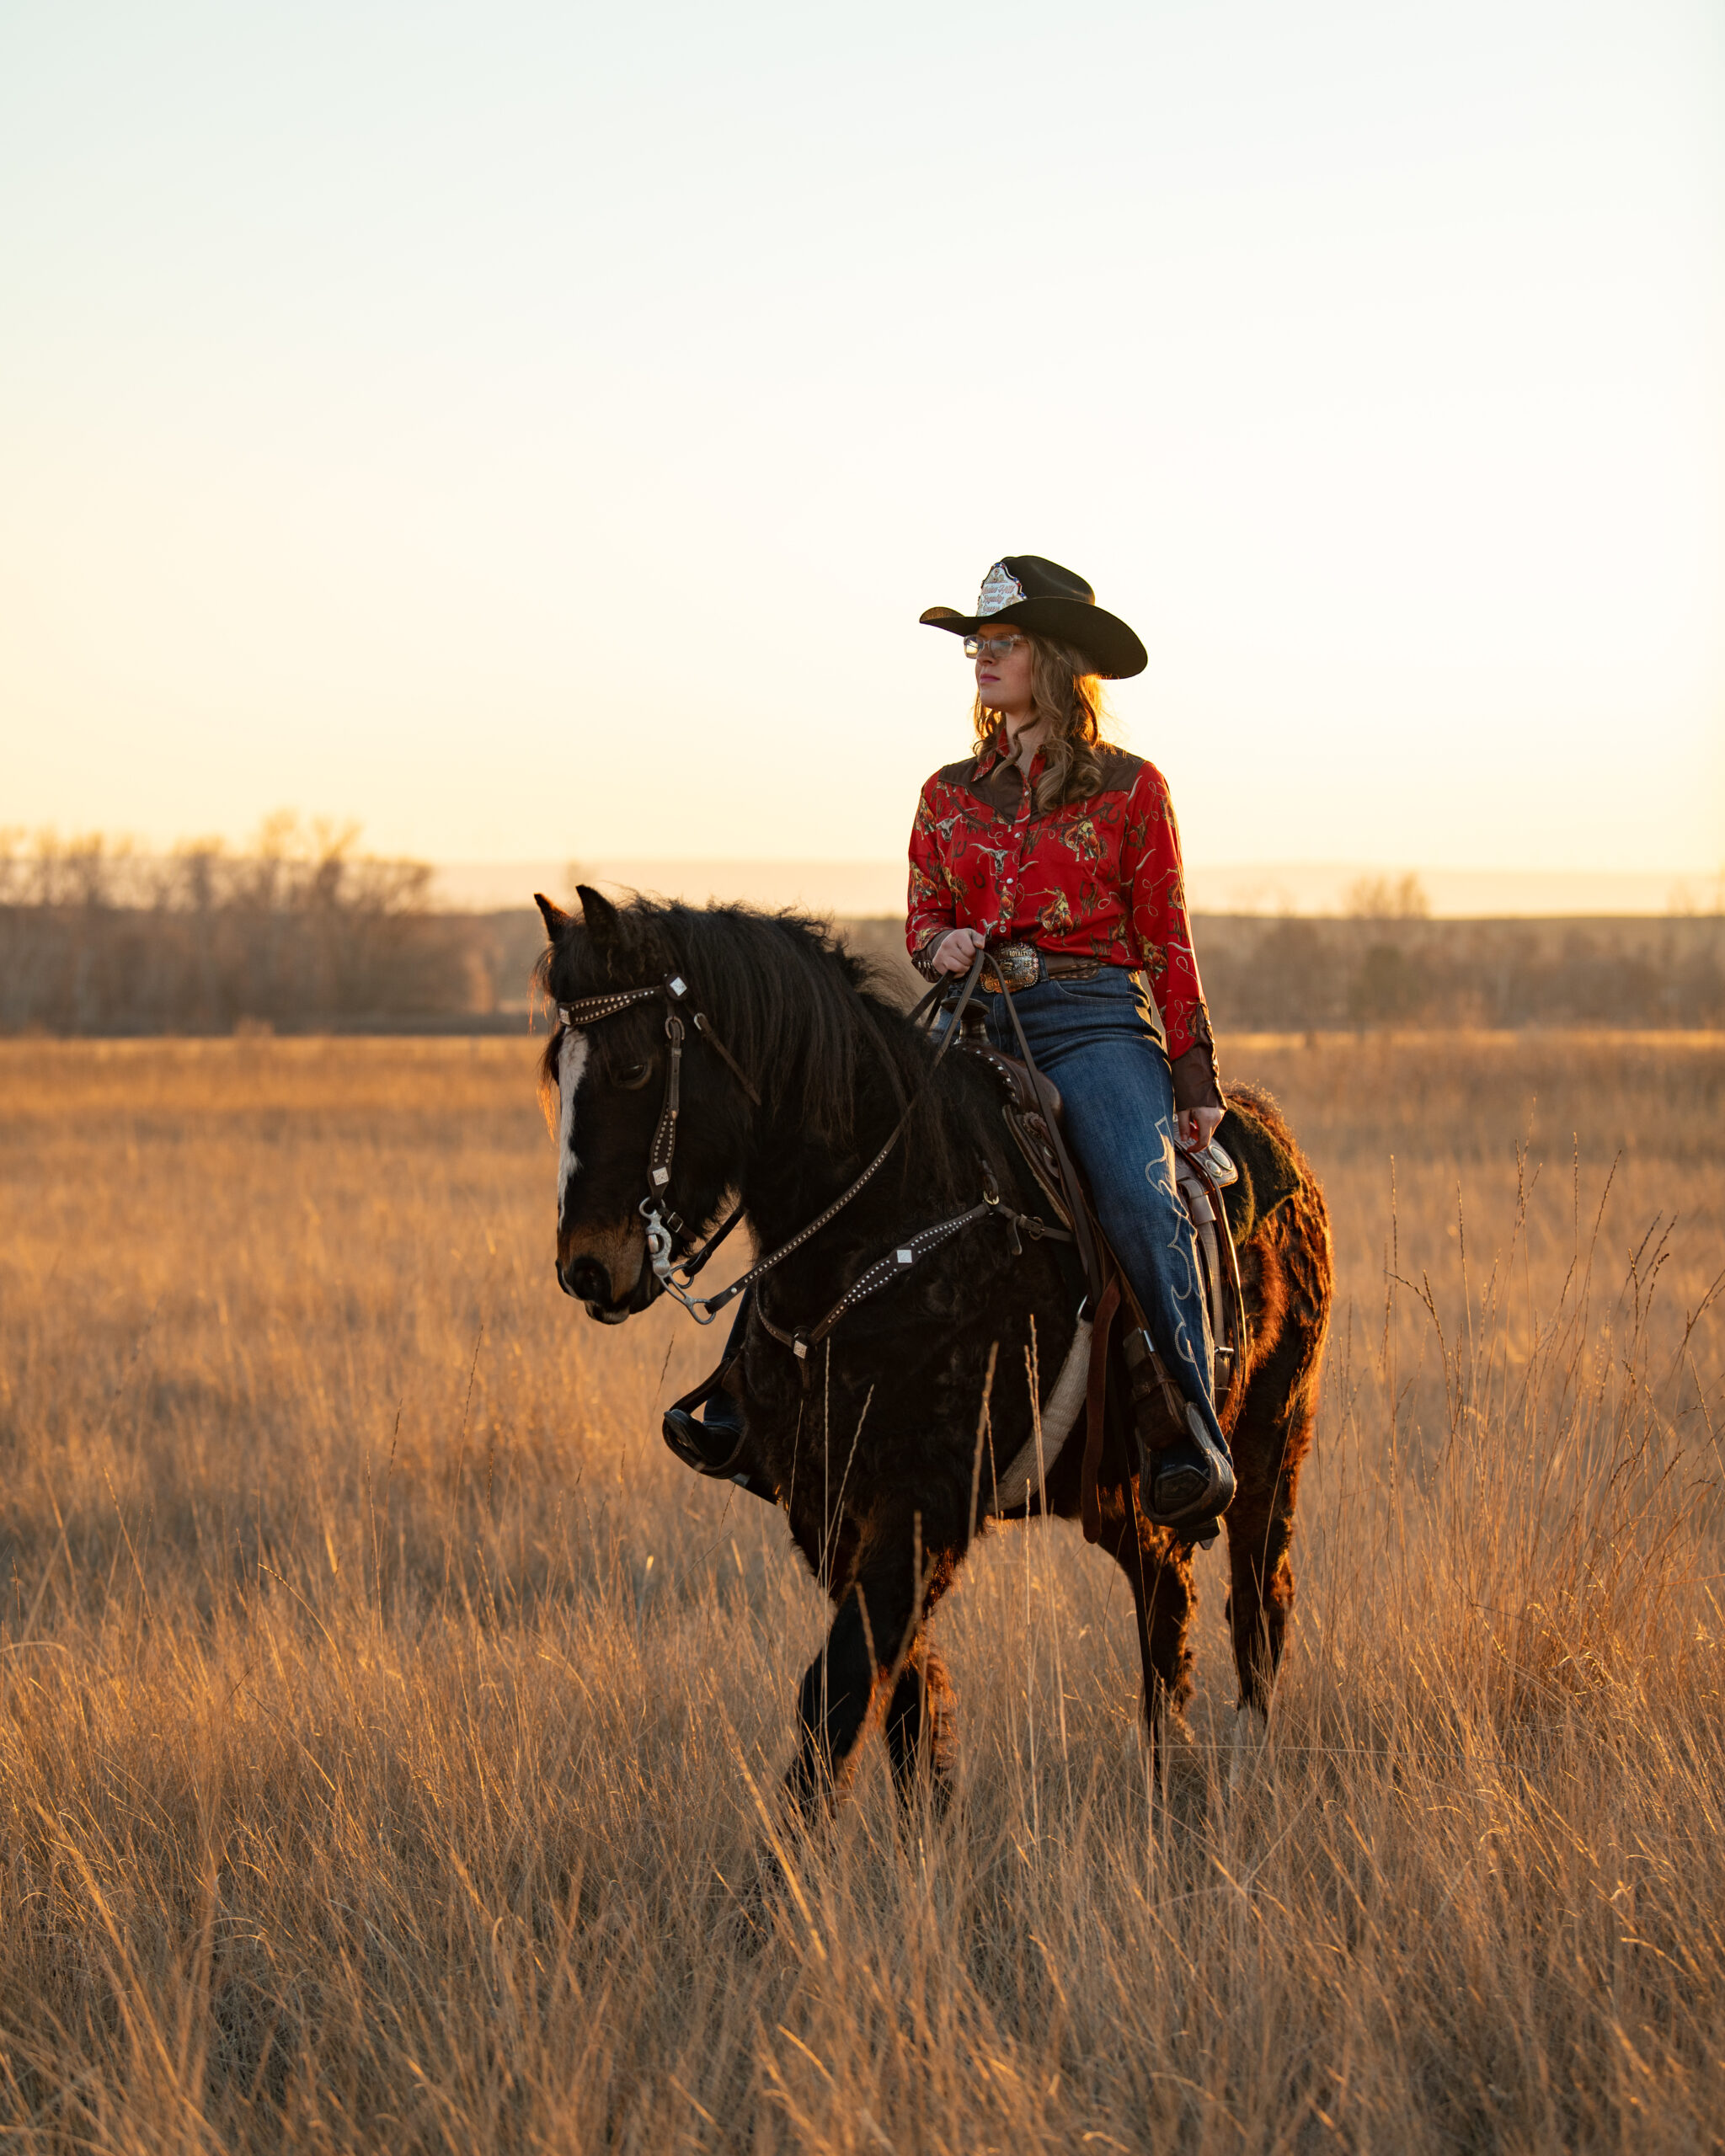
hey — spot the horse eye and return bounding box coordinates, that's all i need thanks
[616,1061,653,1090]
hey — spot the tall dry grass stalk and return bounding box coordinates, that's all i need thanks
[2,1031,1722,2152]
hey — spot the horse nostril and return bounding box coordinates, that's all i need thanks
[563,1257,611,1305]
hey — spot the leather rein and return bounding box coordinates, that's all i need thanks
[553,946,1072,1346]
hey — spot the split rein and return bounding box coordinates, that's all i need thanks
[552,947,1071,1356]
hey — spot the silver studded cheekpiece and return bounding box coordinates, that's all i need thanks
[977,562,1026,616]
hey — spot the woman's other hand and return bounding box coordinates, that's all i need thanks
[932,927,986,976]
[1172,1104,1226,1153]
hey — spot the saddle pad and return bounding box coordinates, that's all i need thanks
[1216,1087,1305,1251]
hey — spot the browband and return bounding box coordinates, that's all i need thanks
[556,981,674,1028]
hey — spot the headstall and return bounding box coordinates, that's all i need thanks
[554,972,759,1322]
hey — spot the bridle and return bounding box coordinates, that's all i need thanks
[553,946,1069,1343]
[553,970,761,1321]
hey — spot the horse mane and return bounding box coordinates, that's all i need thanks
[535,898,973,1184]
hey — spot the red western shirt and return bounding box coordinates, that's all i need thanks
[905,732,1221,1107]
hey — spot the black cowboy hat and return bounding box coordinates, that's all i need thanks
[919,555,1147,680]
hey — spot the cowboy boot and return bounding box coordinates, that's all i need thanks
[1121,1326,1235,1531]
[662,1374,778,1504]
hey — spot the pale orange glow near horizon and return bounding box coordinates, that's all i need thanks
[2,0,1720,882]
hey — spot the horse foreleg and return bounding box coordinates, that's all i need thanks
[784,1532,954,1819]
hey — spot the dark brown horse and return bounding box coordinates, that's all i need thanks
[537,889,1332,1814]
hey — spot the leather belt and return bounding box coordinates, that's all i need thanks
[980,942,1103,993]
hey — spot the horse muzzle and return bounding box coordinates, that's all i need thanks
[555,1221,656,1322]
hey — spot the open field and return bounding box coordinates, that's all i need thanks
[2,1028,1723,2152]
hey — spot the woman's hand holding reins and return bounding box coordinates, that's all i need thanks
[932,927,986,976]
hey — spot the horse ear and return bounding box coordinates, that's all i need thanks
[534,892,569,942]
[574,883,622,942]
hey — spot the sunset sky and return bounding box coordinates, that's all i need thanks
[3,0,1720,885]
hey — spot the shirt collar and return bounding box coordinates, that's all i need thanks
[975,725,1045,785]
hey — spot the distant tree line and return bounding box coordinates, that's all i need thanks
[0,820,492,1034]
[5,830,1722,1035]
[1191,910,1725,1031]
[840,906,1725,1033]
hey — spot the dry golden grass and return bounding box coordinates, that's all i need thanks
[2,1028,1722,2153]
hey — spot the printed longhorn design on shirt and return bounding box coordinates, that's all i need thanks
[959,837,1016,886]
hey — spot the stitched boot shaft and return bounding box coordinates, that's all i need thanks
[1122,1325,1192,1452]
[1123,1326,1236,1528]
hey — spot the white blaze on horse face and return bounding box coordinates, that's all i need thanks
[556,1031,590,1220]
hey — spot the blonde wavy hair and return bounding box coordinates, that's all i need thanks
[973,635,1115,811]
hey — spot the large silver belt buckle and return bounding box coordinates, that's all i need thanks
[986,942,1042,992]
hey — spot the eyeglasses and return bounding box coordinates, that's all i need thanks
[963,634,1027,661]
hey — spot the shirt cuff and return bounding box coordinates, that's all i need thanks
[910,932,947,983]
[1169,1005,1222,1111]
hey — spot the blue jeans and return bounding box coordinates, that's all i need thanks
[977,967,1225,1452]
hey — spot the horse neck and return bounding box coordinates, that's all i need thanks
[734,1019,953,1260]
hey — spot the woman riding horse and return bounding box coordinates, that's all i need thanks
[909,554,1231,1528]
[671,553,1233,1531]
